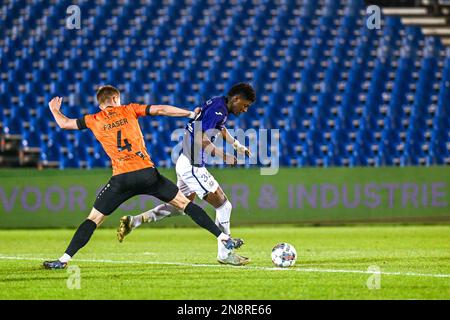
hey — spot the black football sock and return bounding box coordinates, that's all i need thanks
[64,219,97,258]
[184,202,222,238]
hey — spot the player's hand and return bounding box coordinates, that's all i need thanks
[233,140,252,157]
[194,107,201,115]
[239,145,252,157]
[49,97,63,113]
[224,154,237,166]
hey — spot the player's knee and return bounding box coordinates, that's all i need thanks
[170,191,190,211]
[87,209,107,226]
[215,187,229,205]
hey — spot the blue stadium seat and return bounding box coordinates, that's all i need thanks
[2,116,22,135]
[40,142,60,163]
[59,151,80,169]
[21,130,40,149]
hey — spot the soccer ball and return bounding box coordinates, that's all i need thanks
[271,243,297,268]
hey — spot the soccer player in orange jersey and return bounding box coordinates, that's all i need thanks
[43,85,244,269]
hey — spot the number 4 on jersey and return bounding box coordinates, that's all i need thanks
[117,130,132,152]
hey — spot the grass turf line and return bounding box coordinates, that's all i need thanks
[0,225,448,299]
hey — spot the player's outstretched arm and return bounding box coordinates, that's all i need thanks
[149,105,200,119]
[220,127,252,157]
[201,132,237,166]
[220,127,235,145]
[48,97,79,130]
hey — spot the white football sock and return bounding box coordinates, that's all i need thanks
[216,201,232,259]
[132,203,184,229]
[59,253,71,263]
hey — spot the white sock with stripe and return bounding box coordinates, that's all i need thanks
[216,201,232,260]
[132,203,184,228]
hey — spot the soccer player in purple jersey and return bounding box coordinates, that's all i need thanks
[118,83,256,266]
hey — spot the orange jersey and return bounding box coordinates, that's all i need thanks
[78,103,154,176]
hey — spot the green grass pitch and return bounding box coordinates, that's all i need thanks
[0,225,449,299]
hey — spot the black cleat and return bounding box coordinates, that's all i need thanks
[43,260,67,270]
[117,215,134,243]
[222,237,244,250]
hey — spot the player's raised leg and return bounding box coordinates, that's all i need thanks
[131,195,192,230]
[147,170,244,251]
[121,174,249,265]
[117,162,193,241]
[118,156,250,265]
[137,202,186,224]
[117,196,191,242]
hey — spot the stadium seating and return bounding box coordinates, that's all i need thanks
[0,0,449,168]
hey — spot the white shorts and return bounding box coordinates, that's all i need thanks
[176,153,219,199]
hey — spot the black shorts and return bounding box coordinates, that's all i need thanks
[93,167,179,216]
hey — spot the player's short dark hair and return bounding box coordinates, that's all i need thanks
[96,85,120,105]
[227,82,256,103]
